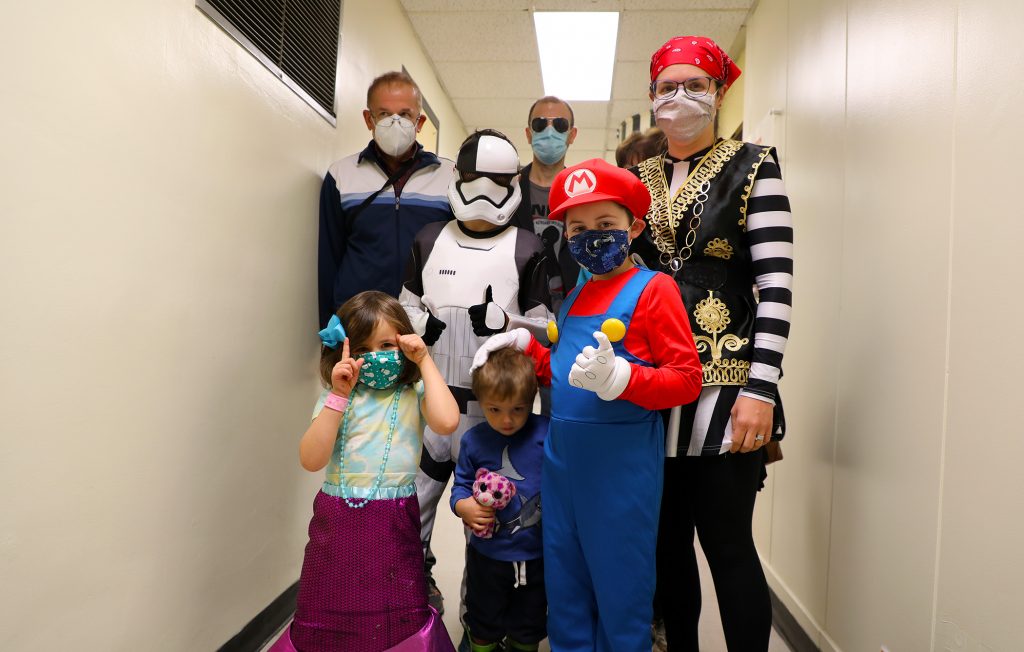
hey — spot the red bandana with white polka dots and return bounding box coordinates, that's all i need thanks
[650,36,742,88]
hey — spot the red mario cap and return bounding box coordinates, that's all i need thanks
[548,158,652,223]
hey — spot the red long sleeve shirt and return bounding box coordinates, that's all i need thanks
[524,267,703,411]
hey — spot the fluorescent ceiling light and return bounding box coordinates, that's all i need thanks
[534,12,619,102]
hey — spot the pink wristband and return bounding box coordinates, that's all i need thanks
[323,392,349,413]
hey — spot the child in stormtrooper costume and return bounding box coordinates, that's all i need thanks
[399,129,553,614]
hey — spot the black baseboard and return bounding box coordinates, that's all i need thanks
[228,581,808,652]
[770,587,819,652]
[218,581,299,652]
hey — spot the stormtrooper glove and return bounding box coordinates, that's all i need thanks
[468,285,508,337]
[423,312,447,346]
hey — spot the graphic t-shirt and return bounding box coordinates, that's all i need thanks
[529,181,565,307]
[450,414,549,561]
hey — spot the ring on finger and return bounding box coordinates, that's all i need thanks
[754,434,765,442]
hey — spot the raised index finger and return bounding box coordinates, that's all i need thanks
[341,337,350,360]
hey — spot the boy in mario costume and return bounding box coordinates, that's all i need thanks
[472,159,703,651]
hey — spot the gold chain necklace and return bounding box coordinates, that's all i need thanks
[639,139,743,272]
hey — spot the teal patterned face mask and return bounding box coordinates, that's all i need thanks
[358,350,405,389]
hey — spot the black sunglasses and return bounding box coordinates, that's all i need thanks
[530,116,571,134]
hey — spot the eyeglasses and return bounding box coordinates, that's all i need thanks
[650,76,719,100]
[530,116,571,133]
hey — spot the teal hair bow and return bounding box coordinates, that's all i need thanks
[318,315,347,349]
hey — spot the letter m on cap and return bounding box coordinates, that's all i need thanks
[564,169,597,198]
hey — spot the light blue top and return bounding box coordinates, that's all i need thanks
[312,381,425,500]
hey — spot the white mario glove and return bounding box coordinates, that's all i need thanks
[568,332,631,401]
[470,328,533,374]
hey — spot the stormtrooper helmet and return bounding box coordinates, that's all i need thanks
[448,129,522,226]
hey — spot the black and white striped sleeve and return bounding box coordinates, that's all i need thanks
[741,152,793,404]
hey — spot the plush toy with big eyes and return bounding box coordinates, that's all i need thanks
[472,468,517,539]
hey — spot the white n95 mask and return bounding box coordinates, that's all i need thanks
[374,114,418,157]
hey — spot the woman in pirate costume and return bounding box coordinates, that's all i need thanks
[631,37,794,651]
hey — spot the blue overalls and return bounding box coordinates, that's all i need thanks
[542,267,664,652]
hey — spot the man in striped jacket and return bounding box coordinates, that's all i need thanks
[318,71,454,328]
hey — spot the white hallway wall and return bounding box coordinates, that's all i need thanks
[0,1,465,650]
[744,0,1024,650]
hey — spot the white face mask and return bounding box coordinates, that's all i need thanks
[652,93,717,143]
[374,114,418,157]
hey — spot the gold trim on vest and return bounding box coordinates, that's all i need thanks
[638,139,744,269]
[738,145,774,229]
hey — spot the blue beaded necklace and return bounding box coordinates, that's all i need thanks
[334,383,404,509]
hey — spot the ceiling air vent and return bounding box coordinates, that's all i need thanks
[198,0,342,124]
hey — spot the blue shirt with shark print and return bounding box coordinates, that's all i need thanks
[451,413,549,562]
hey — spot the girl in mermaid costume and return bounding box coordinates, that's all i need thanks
[270,291,459,652]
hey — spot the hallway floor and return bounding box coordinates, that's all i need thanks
[429,481,793,652]
[263,481,794,651]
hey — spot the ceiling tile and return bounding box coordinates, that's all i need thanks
[407,12,537,62]
[611,98,657,118]
[533,0,625,10]
[616,10,748,60]
[437,62,544,99]
[456,98,535,127]
[624,0,753,9]
[609,98,658,133]
[570,127,613,151]
[401,0,532,11]
[465,101,610,130]
[612,60,652,100]
[401,1,751,158]
[564,101,611,129]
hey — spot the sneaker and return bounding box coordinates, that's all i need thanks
[458,632,507,652]
[426,572,444,615]
[651,618,668,652]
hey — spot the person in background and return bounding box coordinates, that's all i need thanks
[633,36,794,652]
[318,71,454,328]
[511,96,581,313]
[617,127,668,168]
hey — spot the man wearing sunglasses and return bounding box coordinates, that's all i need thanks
[511,96,580,313]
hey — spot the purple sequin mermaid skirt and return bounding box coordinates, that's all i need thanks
[272,491,454,652]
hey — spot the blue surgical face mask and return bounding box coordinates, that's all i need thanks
[358,350,405,389]
[567,229,631,275]
[531,126,569,165]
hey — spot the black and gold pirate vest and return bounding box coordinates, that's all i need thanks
[636,139,776,387]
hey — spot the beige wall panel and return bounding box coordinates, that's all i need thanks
[743,0,789,558]
[760,0,848,630]
[934,3,1024,650]
[826,1,955,649]
[717,48,746,141]
[0,1,464,650]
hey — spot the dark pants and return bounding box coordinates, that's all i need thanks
[464,545,547,645]
[656,452,771,651]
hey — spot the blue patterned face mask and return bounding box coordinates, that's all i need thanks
[358,350,405,389]
[567,229,631,275]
